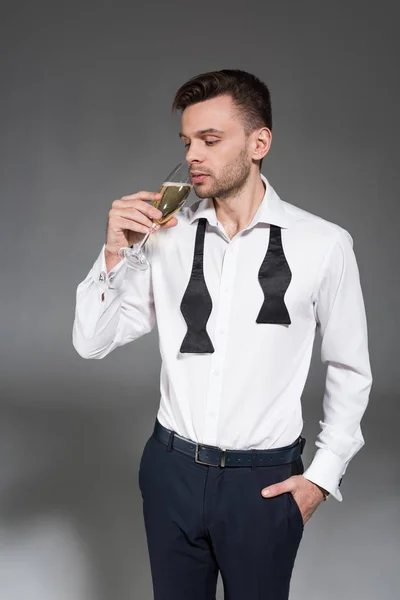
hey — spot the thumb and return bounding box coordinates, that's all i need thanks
[261,477,294,498]
[160,217,178,229]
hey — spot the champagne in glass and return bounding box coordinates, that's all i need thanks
[153,181,193,225]
[118,163,192,270]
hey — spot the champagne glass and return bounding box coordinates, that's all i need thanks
[118,163,192,271]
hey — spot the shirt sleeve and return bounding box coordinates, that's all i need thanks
[72,241,156,359]
[302,227,373,502]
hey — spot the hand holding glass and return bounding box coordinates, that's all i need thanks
[118,163,192,270]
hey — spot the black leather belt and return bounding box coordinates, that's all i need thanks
[153,418,306,468]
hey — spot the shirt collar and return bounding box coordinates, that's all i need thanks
[188,173,295,229]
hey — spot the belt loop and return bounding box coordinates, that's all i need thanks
[166,430,174,452]
[251,450,257,470]
[300,436,306,454]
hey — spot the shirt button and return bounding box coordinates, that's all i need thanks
[209,411,216,418]
[213,370,220,376]
[99,271,106,282]
[219,329,225,335]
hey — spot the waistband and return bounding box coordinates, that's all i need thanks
[152,418,306,468]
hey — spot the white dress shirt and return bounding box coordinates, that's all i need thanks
[72,174,373,501]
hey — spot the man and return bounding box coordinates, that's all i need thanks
[73,69,372,599]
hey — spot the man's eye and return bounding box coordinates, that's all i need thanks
[183,140,218,149]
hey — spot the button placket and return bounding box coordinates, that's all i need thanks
[202,242,238,446]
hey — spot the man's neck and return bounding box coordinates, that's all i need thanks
[212,173,266,240]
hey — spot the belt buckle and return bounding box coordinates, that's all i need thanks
[195,443,226,467]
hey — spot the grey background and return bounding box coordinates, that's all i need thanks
[1,1,399,598]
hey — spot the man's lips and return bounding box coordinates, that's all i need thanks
[190,173,210,182]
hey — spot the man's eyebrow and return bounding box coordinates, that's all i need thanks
[178,128,224,139]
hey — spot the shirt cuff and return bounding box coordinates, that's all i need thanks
[302,447,345,502]
[91,244,128,294]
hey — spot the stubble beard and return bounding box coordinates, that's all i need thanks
[193,146,252,200]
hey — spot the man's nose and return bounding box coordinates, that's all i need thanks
[185,143,204,165]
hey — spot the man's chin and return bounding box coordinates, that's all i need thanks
[193,184,213,199]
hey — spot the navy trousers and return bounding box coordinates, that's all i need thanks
[138,424,305,600]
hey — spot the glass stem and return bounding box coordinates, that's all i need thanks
[135,223,157,253]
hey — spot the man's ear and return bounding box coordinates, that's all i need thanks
[252,127,272,163]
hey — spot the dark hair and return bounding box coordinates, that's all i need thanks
[172,69,272,170]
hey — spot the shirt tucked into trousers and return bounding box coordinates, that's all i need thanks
[72,174,373,599]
